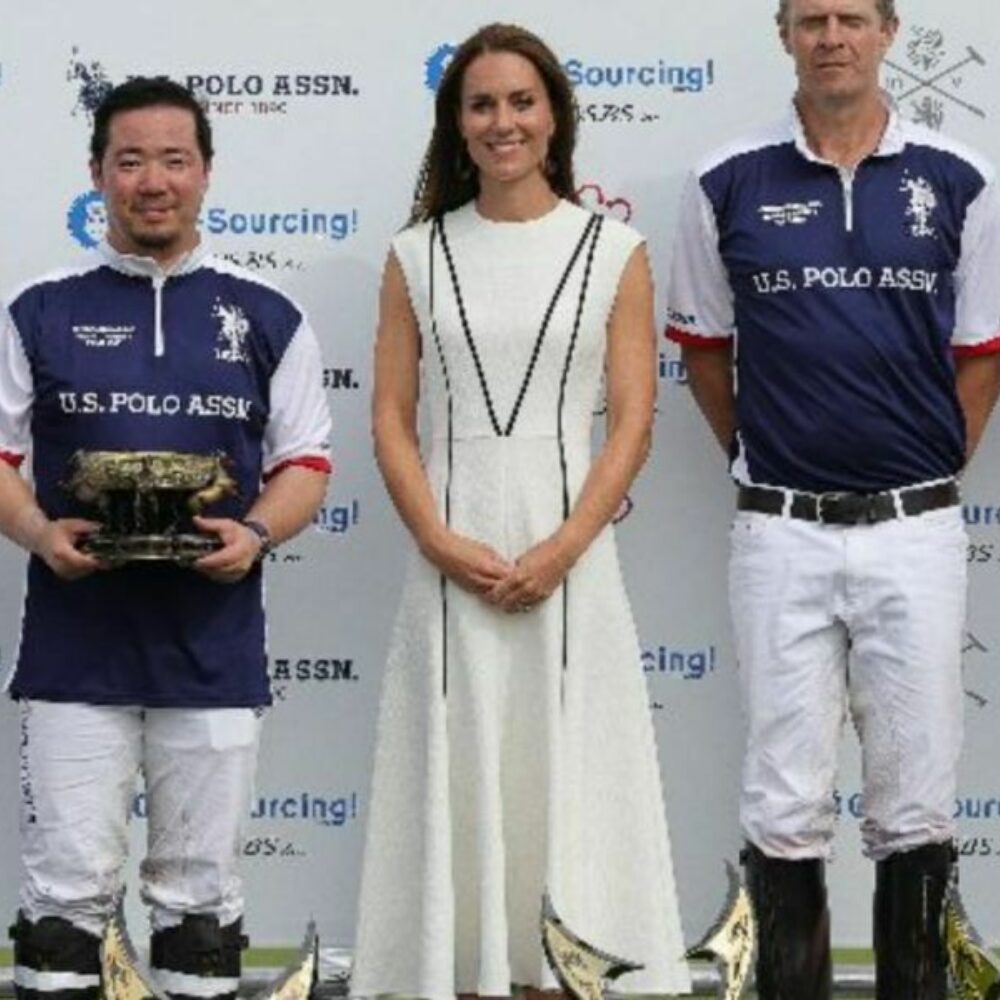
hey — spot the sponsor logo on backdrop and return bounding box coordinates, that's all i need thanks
[963,502,1000,527]
[68,47,360,119]
[836,788,1000,860]
[962,630,992,710]
[131,790,359,857]
[205,206,358,240]
[659,352,688,385]
[67,191,108,249]
[883,26,987,130]
[424,43,457,91]
[314,500,361,535]
[641,644,717,680]
[220,249,305,273]
[67,47,113,120]
[613,495,634,524]
[424,43,715,124]
[269,656,359,701]
[577,182,633,223]
[66,191,359,250]
[836,787,1000,827]
[323,367,361,391]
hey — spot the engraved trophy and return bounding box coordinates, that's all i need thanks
[686,861,756,1000]
[64,450,238,567]
[540,894,644,1000]
[102,903,319,1000]
[945,872,1000,1000]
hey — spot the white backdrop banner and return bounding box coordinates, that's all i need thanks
[0,0,998,954]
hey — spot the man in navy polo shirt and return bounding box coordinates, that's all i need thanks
[668,1,1000,997]
[0,78,331,1000]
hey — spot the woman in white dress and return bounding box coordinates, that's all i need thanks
[351,23,691,1000]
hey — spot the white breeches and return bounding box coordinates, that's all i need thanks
[18,700,262,935]
[729,505,966,861]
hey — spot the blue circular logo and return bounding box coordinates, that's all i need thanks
[424,43,457,92]
[67,190,107,248]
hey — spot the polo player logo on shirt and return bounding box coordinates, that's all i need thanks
[900,171,938,239]
[757,201,822,226]
[212,300,251,364]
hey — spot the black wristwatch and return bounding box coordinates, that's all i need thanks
[242,518,273,563]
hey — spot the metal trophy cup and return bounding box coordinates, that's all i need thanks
[685,862,756,1000]
[540,894,644,1000]
[64,450,238,567]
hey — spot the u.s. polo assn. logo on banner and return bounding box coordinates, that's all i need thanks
[67,46,360,120]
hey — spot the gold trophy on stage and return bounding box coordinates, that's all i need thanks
[64,450,238,566]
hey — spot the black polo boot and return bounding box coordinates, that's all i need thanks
[742,842,833,1000]
[873,842,951,1000]
[9,911,102,1000]
[150,914,246,1000]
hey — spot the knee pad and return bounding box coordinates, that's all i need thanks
[150,915,246,999]
[9,912,101,999]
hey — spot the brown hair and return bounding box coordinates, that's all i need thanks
[409,23,578,224]
[775,0,897,26]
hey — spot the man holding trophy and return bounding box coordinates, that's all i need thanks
[0,77,331,1000]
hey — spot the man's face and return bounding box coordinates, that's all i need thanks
[781,0,898,107]
[91,104,209,265]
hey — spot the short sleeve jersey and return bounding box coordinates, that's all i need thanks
[0,242,332,707]
[667,102,1000,493]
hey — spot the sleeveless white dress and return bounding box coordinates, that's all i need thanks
[351,200,691,999]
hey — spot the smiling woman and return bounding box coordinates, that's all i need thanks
[350,20,691,1000]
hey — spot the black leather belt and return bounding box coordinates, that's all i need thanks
[737,481,959,526]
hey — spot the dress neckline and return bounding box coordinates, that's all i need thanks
[467,198,569,229]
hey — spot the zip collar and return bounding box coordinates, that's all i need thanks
[97,239,209,280]
[787,91,906,166]
[96,240,209,357]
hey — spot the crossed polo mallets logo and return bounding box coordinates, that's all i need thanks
[885,45,986,119]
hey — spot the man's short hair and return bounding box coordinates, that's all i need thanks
[775,0,897,27]
[90,76,213,165]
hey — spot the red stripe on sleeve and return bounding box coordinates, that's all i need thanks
[664,325,732,349]
[263,455,333,481]
[953,333,1000,358]
[0,451,25,469]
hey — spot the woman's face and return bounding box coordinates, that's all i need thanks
[458,50,556,190]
